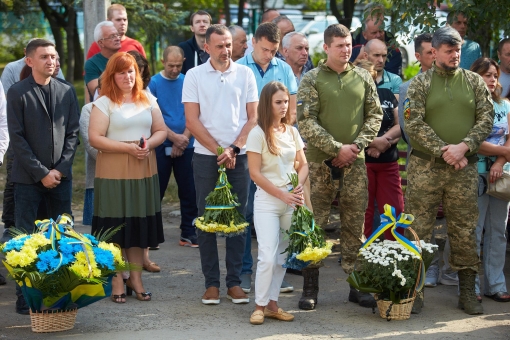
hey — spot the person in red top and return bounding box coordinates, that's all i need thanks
[86,4,146,59]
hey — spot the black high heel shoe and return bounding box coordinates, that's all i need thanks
[125,278,152,301]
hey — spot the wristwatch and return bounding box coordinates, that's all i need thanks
[229,144,240,155]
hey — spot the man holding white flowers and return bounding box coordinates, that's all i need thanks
[404,26,493,315]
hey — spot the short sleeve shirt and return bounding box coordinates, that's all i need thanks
[182,59,258,156]
[84,53,108,85]
[377,70,403,94]
[246,125,304,187]
[236,53,298,96]
[477,100,510,173]
[93,94,157,142]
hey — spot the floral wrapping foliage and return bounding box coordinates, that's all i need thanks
[282,173,333,270]
[194,146,249,237]
[0,214,130,312]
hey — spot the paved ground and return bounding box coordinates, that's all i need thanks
[1,205,510,339]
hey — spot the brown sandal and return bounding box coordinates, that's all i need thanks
[143,262,160,272]
[110,293,126,304]
[126,279,152,301]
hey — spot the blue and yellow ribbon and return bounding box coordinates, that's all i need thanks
[36,214,94,277]
[215,167,228,190]
[361,204,425,292]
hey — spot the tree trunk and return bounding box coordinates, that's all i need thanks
[73,21,83,80]
[330,0,354,29]
[223,0,230,26]
[260,0,264,15]
[65,7,76,82]
[237,0,245,27]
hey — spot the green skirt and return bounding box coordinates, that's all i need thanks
[92,148,164,248]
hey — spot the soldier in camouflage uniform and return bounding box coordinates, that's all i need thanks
[297,24,383,310]
[404,27,493,315]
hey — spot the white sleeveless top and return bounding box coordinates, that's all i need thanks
[93,93,157,142]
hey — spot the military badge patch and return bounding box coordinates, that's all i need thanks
[297,100,303,106]
[403,98,411,120]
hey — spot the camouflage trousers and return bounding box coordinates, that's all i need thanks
[309,161,368,274]
[405,155,480,272]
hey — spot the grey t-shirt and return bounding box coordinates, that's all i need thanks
[500,71,510,98]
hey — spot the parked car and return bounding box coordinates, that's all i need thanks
[306,16,361,53]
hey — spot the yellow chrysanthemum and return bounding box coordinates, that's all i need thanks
[5,246,38,267]
[69,250,101,279]
[296,242,333,263]
[24,234,51,249]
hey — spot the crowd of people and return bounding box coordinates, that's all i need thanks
[0,3,509,325]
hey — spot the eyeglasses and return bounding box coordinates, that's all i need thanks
[101,34,120,41]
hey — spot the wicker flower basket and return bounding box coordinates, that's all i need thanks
[29,309,78,333]
[374,294,415,321]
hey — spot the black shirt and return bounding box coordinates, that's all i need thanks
[37,83,52,121]
[365,87,398,163]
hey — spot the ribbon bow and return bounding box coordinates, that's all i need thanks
[35,214,94,277]
[361,204,425,292]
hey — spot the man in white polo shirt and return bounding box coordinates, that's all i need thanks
[183,24,258,305]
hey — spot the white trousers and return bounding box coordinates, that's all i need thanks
[253,186,293,306]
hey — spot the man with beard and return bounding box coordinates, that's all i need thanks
[404,26,493,315]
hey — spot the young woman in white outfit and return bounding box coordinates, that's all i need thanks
[246,81,309,325]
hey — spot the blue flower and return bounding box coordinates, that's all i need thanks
[36,250,61,273]
[282,253,310,270]
[2,236,29,252]
[93,248,115,270]
[83,234,98,246]
[58,237,82,255]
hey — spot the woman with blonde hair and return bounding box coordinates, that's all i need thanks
[89,52,167,303]
[246,81,309,324]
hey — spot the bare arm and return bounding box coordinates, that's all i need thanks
[86,79,98,100]
[288,94,297,125]
[184,102,220,154]
[231,101,258,148]
[147,106,168,150]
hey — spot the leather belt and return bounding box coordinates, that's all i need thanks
[411,149,478,164]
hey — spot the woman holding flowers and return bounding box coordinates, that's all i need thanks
[89,52,167,303]
[471,58,510,302]
[246,81,309,325]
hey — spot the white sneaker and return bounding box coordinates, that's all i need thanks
[440,271,459,286]
[280,279,294,293]
[425,264,439,287]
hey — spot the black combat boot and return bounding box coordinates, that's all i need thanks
[458,269,483,315]
[298,267,319,310]
[349,285,377,308]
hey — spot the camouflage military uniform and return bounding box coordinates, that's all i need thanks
[404,63,494,273]
[298,61,383,274]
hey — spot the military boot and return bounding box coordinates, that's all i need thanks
[458,269,483,315]
[298,267,319,310]
[349,285,377,308]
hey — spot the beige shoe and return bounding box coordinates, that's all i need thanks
[227,286,250,304]
[250,310,264,325]
[264,307,294,321]
[202,286,220,305]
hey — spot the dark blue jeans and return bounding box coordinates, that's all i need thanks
[14,180,72,233]
[193,153,250,289]
[241,180,257,275]
[156,146,197,238]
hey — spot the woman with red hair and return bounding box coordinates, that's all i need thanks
[89,52,167,303]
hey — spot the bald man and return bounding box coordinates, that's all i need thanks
[363,39,402,99]
[149,46,198,248]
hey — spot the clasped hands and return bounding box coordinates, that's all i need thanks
[41,169,63,189]
[169,133,189,158]
[331,144,360,168]
[366,136,392,159]
[441,143,469,170]
[217,147,236,169]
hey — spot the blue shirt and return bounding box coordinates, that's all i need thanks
[460,39,482,70]
[377,70,403,94]
[236,53,298,96]
[148,72,194,148]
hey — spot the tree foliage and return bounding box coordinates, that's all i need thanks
[367,0,510,58]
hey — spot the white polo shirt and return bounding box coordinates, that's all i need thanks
[182,59,258,156]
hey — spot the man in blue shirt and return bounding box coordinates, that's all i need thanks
[148,46,198,248]
[447,11,481,70]
[236,22,298,295]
